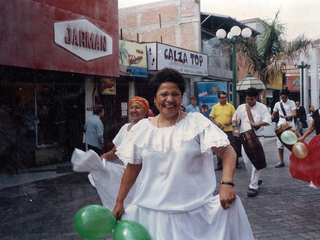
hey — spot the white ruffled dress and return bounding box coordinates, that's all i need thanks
[115,113,254,240]
[71,123,137,211]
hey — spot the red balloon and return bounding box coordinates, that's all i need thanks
[292,142,308,158]
[147,109,154,117]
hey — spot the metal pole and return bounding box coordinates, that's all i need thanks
[301,61,304,107]
[232,38,237,107]
[311,48,319,110]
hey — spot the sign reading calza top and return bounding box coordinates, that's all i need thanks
[54,19,113,61]
[144,43,208,77]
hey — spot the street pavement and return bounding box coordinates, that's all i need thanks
[0,132,319,240]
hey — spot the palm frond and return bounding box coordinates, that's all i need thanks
[237,10,314,85]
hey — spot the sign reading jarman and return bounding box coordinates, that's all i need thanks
[54,19,113,61]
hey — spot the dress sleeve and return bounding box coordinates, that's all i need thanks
[112,124,128,147]
[115,133,143,166]
[190,114,229,153]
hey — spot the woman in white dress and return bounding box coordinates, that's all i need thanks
[113,68,254,239]
[100,96,150,162]
[72,96,150,210]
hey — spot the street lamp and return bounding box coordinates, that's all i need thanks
[295,61,310,109]
[216,26,252,107]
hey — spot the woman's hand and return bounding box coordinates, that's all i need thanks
[112,163,142,221]
[100,153,107,161]
[219,184,236,210]
[212,145,237,210]
[113,202,125,222]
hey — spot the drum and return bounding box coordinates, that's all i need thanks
[239,129,266,170]
[274,122,299,151]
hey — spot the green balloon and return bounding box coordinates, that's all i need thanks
[113,220,152,240]
[74,204,116,240]
[280,130,298,145]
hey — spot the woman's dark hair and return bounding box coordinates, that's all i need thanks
[149,68,186,97]
[93,104,104,115]
[245,87,259,97]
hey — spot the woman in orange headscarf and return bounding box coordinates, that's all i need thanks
[100,96,150,161]
[71,96,150,210]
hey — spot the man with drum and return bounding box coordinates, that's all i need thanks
[232,88,271,197]
[209,91,241,170]
[271,90,296,168]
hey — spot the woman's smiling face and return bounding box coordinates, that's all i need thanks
[154,82,182,119]
[129,102,146,124]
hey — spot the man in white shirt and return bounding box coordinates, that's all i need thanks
[233,88,271,197]
[271,90,296,168]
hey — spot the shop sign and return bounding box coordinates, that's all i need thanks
[119,40,148,77]
[145,43,208,77]
[54,19,113,61]
[101,77,116,95]
[266,90,273,98]
[266,73,282,90]
[285,75,301,92]
[197,81,228,118]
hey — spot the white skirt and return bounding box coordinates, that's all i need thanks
[71,148,136,211]
[122,196,254,240]
[71,149,254,240]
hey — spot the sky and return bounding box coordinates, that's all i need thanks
[118,0,320,41]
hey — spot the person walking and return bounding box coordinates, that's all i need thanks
[295,101,307,136]
[84,104,104,155]
[232,88,271,197]
[271,90,296,168]
[185,95,200,113]
[209,91,241,170]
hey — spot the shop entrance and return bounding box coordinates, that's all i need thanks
[0,66,85,172]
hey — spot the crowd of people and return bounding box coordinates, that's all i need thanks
[73,67,319,239]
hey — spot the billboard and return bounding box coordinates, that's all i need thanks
[197,81,228,118]
[119,40,148,77]
[144,42,208,77]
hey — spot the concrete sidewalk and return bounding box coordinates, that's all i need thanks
[0,132,319,239]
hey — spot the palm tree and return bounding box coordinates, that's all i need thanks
[238,11,313,86]
[119,41,129,65]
